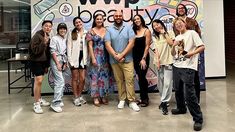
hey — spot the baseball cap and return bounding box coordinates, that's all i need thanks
[57,23,67,32]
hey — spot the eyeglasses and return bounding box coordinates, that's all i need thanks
[177,7,185,10]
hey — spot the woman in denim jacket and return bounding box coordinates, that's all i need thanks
[67,17,88,106]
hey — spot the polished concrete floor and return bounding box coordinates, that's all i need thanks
[0,62,235,132]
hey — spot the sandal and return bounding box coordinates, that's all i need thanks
[101,97,109,105]
[140,100,149,107]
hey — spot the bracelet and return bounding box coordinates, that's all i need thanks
[142,57,146,60]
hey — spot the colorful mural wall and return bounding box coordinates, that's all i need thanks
[30,0,205,94]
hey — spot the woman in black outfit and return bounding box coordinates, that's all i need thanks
[132,14,151,107]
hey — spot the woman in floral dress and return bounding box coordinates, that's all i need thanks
[86,14,111,107]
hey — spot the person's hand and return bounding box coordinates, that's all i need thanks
[114,53,125,62]
[63,63,67,70]
[185,51,195,58]
[116,53,123,61]
[160,28,166,34]
[173,40,179,46]
[119,57,125,63]
[140,59,147,70]
[91,58,98,66]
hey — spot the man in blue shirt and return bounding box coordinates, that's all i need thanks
[105,10,140,112]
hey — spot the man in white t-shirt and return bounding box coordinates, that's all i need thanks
[171,17,205,131]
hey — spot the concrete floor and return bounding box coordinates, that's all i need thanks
[0,62,234,132]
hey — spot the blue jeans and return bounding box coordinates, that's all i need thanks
[50,59,65,106]
[173,66,203,123]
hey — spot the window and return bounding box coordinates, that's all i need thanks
[0,0,31,70]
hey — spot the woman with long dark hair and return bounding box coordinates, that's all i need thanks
[152,19,174,115]
[67,16,88,106]
[132,14,151,107]
[86,14,111,106]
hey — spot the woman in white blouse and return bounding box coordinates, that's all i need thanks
[67,16,88,106]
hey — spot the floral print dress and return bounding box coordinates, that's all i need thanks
[86,32,113,98]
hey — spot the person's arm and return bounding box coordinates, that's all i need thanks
[185,45,205,58]
[86,31,97,66]
[185,31,204,58]
[118,38,135,60]
[164,31,174,46]
[105,41,118,57]
[139,29,151,70]
[104,30,116,57]
[67,32,73,66]
[50,37,62,71]
[142,29,151,60]
[104,29,121,61]
[194,20,201,38]
[30,33,46,55]
[88,40,97,66]
[118,26,136,60]
[52,53,62,71]
[171,41,178,56]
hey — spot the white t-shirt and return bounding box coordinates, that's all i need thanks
[173,30,204,71]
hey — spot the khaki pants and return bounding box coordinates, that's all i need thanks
[111,61,136,102]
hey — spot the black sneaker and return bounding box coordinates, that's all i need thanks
[159,102,169,109]
[194,122,202,131]
[162,102,168,115]
[171,108,187,115]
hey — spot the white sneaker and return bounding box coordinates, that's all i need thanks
[50,104,62,113]
[33,102,43,114]
[129,102,140,112]
[39,98,50,106]
[80,96,87,104]
[60,102,64,107]
[73,98,81,106]
[117,100,125,109]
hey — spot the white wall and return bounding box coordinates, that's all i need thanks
[204,0,226,77]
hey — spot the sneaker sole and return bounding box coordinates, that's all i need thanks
[129,106,140,112]
[74,103,82,107]
[50,107,62,113]
[33,110,43,114]
[118,107,124,109]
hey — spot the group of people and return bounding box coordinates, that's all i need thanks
[29,4,204,131]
